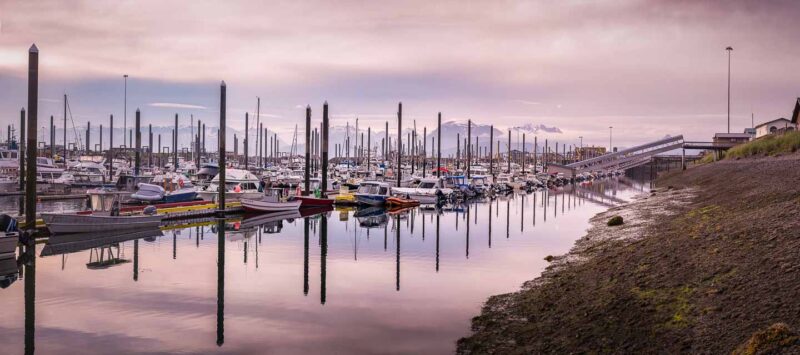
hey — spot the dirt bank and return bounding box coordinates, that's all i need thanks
[457,154,800,354]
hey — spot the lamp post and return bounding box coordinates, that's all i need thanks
[123,74,128,147]
[609,126,613,153]
[726,46,733,134]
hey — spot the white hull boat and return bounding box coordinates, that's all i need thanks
[241,197,302,212]
[0,233,18,259]
[42,213,164,234]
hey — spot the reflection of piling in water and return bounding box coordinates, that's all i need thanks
[133,239,139,281]
[521,195,524,233]
[320,213,328,305]
[506,199,510,239]
[435,213,440,272]
[173,232,176,260]
[24,237,36,355]
[304,218,309,296]
[533,193,537,226]
[466,203,470,258]
[396,214,400,291]
[488,202,492,248]
[216,219,225,347]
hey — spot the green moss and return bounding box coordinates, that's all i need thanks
[607,216,624,226]
[726,131,800,159]
[630,285,695,329]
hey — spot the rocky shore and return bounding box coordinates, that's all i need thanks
[458,154,800,354]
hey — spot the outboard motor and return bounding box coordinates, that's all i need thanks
[0,214,18,233]
[143,205,158,216]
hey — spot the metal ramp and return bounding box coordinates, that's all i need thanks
[564,135,685,175]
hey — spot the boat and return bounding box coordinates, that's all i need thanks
[334,186,358,205]
[131,173,198,204]
[0,214,18,259]
[241,190,302,213]
[198,168,263,202]
[394,177,452,204]
[42,212,164,234]
[354,206,388,228]
[354,181,391,206]
[295,195,335,207]
[385,196,420,207]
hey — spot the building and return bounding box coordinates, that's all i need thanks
[754,118,795,138]
[575,146,606,160]
[713,133,751,145]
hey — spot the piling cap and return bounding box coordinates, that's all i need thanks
[221,80,226,87]
[29,44,38,53]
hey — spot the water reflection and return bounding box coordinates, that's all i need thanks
[0,177,648,354]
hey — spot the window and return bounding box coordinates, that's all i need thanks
[770,126,778,133]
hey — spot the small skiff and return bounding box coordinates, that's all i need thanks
[241,196,302,213]
[385,196,420,207]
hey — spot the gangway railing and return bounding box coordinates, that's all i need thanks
[565,135,685,174]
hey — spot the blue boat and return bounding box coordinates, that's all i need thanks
[354,181,391,206]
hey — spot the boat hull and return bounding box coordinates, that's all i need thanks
[0,234,18,259]
[295,196,335,207]
[42,213,164,234]
[354,194,387,206]
[241,199,302,213]
[197,190,263,202]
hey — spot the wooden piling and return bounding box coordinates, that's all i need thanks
[25,44,38,229]
[217,82,226,215]
[437,113,441,177]
[19,109,25,193]
[244,112,248,170]
[396,102,402,187]
[304,105,311,195]
[109,115,114,180]
[135,109,141,175]
[321,102,329,197]
[467,120,471,179]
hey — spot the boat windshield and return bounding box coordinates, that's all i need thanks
[419,182,436,189]
[357,184,378,194]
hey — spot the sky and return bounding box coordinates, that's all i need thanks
[0,0,799,151]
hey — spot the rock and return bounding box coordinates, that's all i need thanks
[607,216,624,226]
[544,255,554,262]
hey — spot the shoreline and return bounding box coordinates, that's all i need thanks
[458,154,800,354]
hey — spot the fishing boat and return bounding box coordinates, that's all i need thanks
[395,177,452,204]
[131,173,198,204]
[42,212,164,234]
[295,195,335,207]
[0,215,18,259]
[334,186,358,205]
[198,168,263,202]
[354,181,391,206]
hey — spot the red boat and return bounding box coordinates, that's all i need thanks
[295,195,335,207]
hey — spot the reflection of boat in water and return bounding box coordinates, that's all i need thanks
[40,228,164,257]
[240,209,301,230]
[354,206,388,228]
[0,257,19,289]
[299,205,333,218]
[42,212,164,234]
[387,206,414,215]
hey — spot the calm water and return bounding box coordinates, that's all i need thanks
[0,177,647,354]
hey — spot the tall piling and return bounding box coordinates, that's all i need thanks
[507,130,511,173]
[304,105,311,195]
[367,127,371,174]
[385,121,389,161]
[19,109,25,193]
[396,102,402,187]
[456,133,460,170]
[321,102,329,197]
[422,126,426,178]
[85,122,90,153]
[63,94,67,158]
[217,82,227,215]
[149,124,153,167]
[173,114,178,171]
[134,109,141,175]
[99,124,103,153]
[25,44,38,229]
[467,120,471,179]
[522,134,526,173]
[109,115,114,180]
[50,115,54,158]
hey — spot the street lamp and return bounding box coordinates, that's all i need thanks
[123,74,128,148]
[609,126,613,153]
[726,46,733,134]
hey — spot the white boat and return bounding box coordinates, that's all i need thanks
[241,195,302,212]
[393,177,452,204]
[354,181,391,206]
[42,213,164,234]
[198,168,263,202]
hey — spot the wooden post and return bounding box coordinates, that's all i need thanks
[25,44,38,229]
[522,134,526,174]
[422,126,426,178]
[489,125,493,177]
[321,102,329,197]
[467,120,471,179]
[134,109,141,175]
[396,102,402,187]
[109,115,114,180]
[244,112,248,170]
[173,114,179,171]
[304,105,311,195]
[217,81,227,214]
[19,109,25,193]
[507,130,511,173]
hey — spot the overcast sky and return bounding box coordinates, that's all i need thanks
[0,0,798,149]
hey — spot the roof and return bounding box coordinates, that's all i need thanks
[713,133,752,139]
[754,118,793,129]
[793,97,800,124]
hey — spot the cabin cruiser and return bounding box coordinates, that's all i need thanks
[0,148,20,177]
[354,181,391,206]
[198,168,263,202]
[131,172,198,203]
[494,173,514,192]
[393,177,452,204]
[470,175,491,195]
